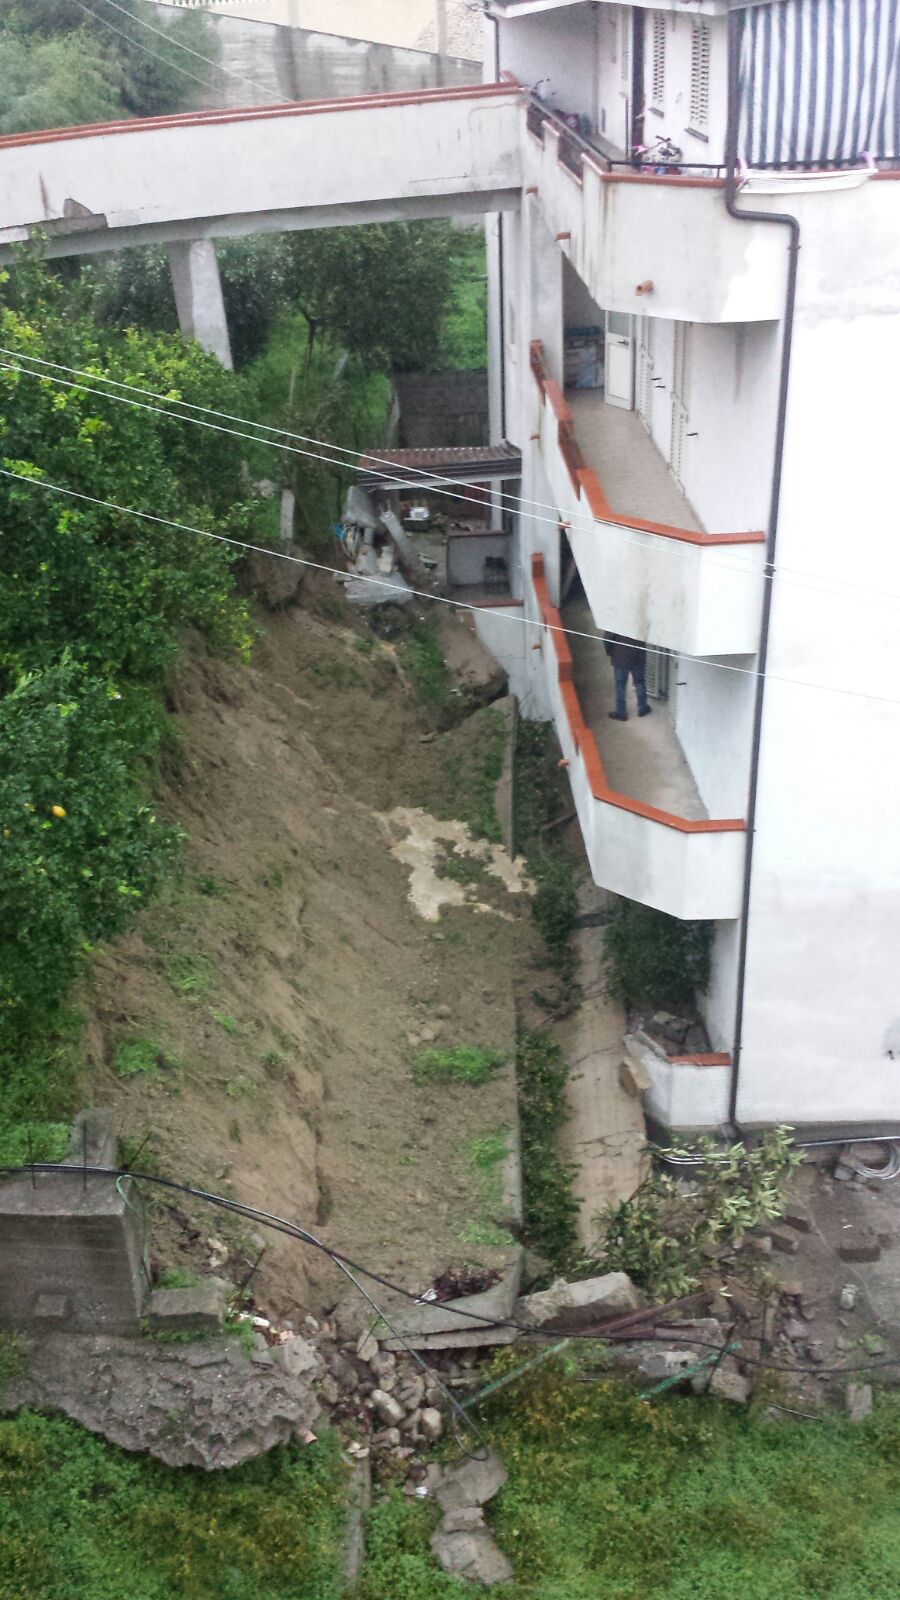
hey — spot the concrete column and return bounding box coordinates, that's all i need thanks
[168,238,233,369]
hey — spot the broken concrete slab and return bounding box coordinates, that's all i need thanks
[384,1322,520,1354]
[708,1364,751,1404]
[846,1382,873,1421]
[431,1529,513,1587]
[838,1233,881,1263]
[514,1271,641,1331]
[146,1278,230,1333]
[385,1258,522,1343]
[436,1451,508,1513]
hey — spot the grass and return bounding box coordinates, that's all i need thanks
[411,1045,508,1087]
[438,228,488,370]
[162,952,212,1003]
[0,1412,347,1600]
[354,1370,900,1600]
[114,1035,180,1082]
[0,1010,81,1167]
[399,618,456,720]
[462,1129,514,1249]
[211,1011,241,1037]
[438,851,486,886]
[156,1267,201,1290]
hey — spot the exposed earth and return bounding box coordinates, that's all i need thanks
[79,582,543,1329]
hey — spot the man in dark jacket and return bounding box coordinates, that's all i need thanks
[603,633,652,721]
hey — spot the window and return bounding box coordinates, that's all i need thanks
[689,21,711,133]
[650,12,666,112]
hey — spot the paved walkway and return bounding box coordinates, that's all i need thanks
[562,596,707,821]
[567,393,703,531]
[556,885,648,1248]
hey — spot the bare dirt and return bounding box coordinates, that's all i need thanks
[81,584,542,1330]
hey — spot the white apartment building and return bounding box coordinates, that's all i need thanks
[1,0,897,1141]
[476,0,900,1137]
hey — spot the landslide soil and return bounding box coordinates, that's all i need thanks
[82,586,541,1327]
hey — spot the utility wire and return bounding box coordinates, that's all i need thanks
[3,348,896,618]
[4,462,900,709]
[91,0,288,104]
[69,0,227,97]
[4,1163,900,1385]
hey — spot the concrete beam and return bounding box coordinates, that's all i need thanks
[168,238,233,369]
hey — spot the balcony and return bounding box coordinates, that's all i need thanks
[530,342,766,658]
[532,554,745,922]
[522,101,787,324]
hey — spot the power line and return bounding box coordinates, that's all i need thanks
[4,462,900,708]
[3,350,898,618]
[69,0,225,96]
[91,0,287,104]
[5,1163,900,1387]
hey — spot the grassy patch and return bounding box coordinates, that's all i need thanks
[439,850,486,886]
[411,1046,507,1087]
[162,951,212,1003]
[460,1219,516,1248]
[399,618,456,719]
[156,1267,201,1290]
[211,1011,241,1037]
[0,1012,81,1167]
[462,1129,513,1248]
[0,1335,26,1397]
[513,722,579,994]
[602,899,712,1010]
[114,1035,180,1082]
[438,229,488,370]
[0,1412,347,1600]
[355,1373,900,1599]
[516,1030,580,1273]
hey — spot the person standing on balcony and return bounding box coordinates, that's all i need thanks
[603,633,652,721]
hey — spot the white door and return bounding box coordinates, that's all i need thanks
[669,321,692,488]
[604,310,634,409]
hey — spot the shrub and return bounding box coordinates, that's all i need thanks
[602,898,713,1010]
[516,1029,580,1271]
[411,1046,507,1087]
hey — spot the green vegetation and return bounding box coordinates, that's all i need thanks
[400,618,456,720]
[516,1029,580,1273]
[0,1335,26,1396]
[0,258,255,1161]
[162,953,212,1004]
[355,1366,900,1600]
[0,0,215,134]
[437,229,488,370]
[113,1036,180,1083]
[602,898,713,1010]
[211,1011,241,1037]
[513,722,580,994]
[597,1128,802,1301]
[431,708,507,841]
[411,1045,507,1087]
[462,1129,514,1247]
[439,851,486,886]
[156,1267,201,1291]
[0,1413,347,1600]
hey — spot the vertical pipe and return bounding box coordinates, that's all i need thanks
[724,6,801,1133]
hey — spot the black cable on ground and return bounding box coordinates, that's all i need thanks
[4,1164,898,1385]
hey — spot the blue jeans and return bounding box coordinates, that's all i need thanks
[614,663,649,718]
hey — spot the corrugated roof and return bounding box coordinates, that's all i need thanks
[356,444,521,487]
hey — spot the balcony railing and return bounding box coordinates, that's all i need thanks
[531,554,745,921]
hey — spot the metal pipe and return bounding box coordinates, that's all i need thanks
[724,6,801,1135]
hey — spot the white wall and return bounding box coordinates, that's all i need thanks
[594,4,631,153]
[498,3,598,117]
[642,7,728,165]
[734,179,900,1129]
[674,653,755,818]
[0,87,521,260]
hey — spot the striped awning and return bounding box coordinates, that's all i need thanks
[738,0,900,168]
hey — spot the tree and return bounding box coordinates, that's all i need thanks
[282,222,457,372]
[0,0,217,131]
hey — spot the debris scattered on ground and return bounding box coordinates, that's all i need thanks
[431,1451,513,1587]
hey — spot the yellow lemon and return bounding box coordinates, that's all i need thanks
[51,805,67,819]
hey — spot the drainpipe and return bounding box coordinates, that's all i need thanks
[724,5,800,1134]
[485,5,507,440]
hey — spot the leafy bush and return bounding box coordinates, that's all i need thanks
[516,1029,580,1271]
[596,1128,803,1301]
[529,846,579,984]
[411,1046,507,1087]
[0,661,178,1044]
[602,898,713,1010]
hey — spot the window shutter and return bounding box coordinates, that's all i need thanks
[651,13,666,110]
[689,21,711,131]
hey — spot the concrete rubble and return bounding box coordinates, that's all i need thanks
[515,1271,642,1330]
[430,1452,513,1587]
[1,1330,323,1470]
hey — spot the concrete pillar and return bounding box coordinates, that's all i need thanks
[168,238,233,369]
